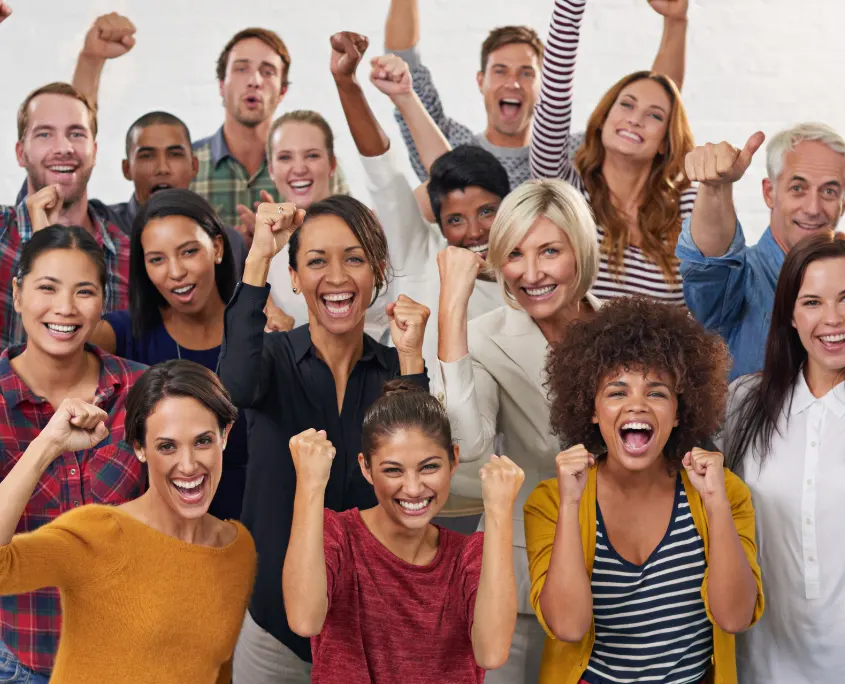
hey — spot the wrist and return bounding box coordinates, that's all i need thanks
[77,51,106,67]
[664,16,689,29]
[703,492,731,517]
[398,353,425,375]
[243,254,272,286]
[483,502,514,522]
[28,436,61,473]
[391,91,415,109]
[333,74,361,91]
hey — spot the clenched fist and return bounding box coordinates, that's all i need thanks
[387,295,430,358]
[290,429,336,490]
[330,31,369,80]
[0,2,12,24]
[437,246,485,306]
[370,54,413,100]
[249,201,306,262]
[39,399,109,457]
[26,184,63,232]
[480,455,525,514]
[648,0,689,20]
[80,13,136,61]
[682,447,728,505]
[685,132,766,187]
[555,445,595,505]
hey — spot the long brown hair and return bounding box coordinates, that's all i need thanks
[726,232,845,470]
[575,71,693,280]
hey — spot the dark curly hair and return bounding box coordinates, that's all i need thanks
[546,297,730,467]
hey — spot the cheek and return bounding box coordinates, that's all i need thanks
[500,262,521,288]
[441,224,465,244]
[80,297,104,321]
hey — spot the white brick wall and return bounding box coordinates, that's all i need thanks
[1,0,841,244]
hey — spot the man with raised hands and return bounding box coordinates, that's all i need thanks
[678,123,845,379]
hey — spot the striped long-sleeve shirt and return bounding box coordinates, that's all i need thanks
[531,0,695,305]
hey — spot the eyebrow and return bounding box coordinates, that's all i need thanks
[278,148,324,155]
[144,240,202,256]
[604,379,671,390]
[305,246,365,255]
[35,275,98,288]
[491,62,536,71]
[790,175,842,188]
[620,94,667,114]
[154,430,215,443]
[798,290,845,299]
[232,58,278,71]
[380,455,442,468]
[136,144,188,154]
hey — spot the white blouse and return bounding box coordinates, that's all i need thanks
[727,374,845,684]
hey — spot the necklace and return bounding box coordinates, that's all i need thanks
[175,340,222,376]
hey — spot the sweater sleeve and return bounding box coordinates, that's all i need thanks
[530,0,588,187]
[523,479,563,639]
[0,506,122,596]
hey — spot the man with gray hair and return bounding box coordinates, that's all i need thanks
[677,123,845,379]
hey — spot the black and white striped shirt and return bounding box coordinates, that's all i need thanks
[582,477,713,684]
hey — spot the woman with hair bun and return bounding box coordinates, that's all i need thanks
[283,380,524,683]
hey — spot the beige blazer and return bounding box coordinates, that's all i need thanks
[433,294,602,614]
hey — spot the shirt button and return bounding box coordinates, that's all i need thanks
[70,468,77,476]
[809,556,816,563]
[811,441,817,447]
[73,500,80,507]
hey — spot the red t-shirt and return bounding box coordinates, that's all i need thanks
[312,508,485,684]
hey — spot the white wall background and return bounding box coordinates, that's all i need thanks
[1,0,842,244]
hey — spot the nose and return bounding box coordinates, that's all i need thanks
[466,216,485,241]
[823,300,845,326]
[522,254,544,285]
[401,473,426,499]
[55,134,75,155]
[291,157,308,175]
[168,256,188,281]
[803,192,823,217]
[176,446,200,477]
[154,153,172,176]
[248,68,263,88]
[326,258,347,285]
[53,290,77,316]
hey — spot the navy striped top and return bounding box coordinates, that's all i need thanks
[582,476,713,684]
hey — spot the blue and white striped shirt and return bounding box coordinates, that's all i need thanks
[582,476,713,684]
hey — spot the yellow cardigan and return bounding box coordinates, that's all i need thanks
[524,465,764,684]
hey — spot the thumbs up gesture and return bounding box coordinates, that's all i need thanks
[685,132,766,187]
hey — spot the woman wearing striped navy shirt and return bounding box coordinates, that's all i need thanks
[524,297,764,684]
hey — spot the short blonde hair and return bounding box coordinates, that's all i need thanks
[486,179,599,308]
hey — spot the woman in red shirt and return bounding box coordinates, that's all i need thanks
[283,381,524,683]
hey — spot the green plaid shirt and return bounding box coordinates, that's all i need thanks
[190,126,349,227]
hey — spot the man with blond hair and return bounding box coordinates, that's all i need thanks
[679,122,845,379]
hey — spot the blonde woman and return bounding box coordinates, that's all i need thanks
[531,0,695,304]
[434,179,601,683]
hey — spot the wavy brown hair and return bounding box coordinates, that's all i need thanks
[546,297,730,468]
[575,71,694,281]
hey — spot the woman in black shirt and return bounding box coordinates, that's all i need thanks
[219,196,430,683]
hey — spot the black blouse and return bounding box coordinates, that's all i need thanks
[218,282,428,662]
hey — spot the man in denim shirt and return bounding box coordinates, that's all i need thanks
[678,123,845,380]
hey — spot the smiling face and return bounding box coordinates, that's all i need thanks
[360,427,457,531]
[500,216,580,321]
[289,215,377,336]
[593,367,679,472]
[764,141,845,251]
[125,124,197,204]
[141,215,223,316]
[138,396,228,520]
[16,93,97,206]
[268,120,335,209]
[792,256,845,384]
[219,37,285,128]
[13,248,103,358]
[600,78,671,164]
[438,186,502,259]
[478,42,541,142]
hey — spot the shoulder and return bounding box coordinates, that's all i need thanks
[53,504,125,540]
[723,468,753,506]
[323,508,356,547]
[451,528,484,571]
[467,306,508,339]
[192,134,214,152]
[225,520,257,557]
[99,349,150,381]
[103,309,132,331]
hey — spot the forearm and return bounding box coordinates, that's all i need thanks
[398,352,425,376]
[393,92,451,173]
[538,503,592,642]
[437,293,469,363]
[385,0,419,51]
[703,498,757,633]
[72,54,105,107]
[651,17,688,90]
[0,438,56,544]
[243,255,272,288]
[689,185,739,257]
[471,510,516,670]
[334,78,389,158]
[283,486,329,637]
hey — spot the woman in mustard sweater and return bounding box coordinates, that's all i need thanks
[0,360,256,683]
[524,298,764,684]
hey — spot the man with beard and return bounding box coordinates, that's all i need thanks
[0,81,130,349]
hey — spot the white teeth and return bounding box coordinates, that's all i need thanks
[467,243,488,253]
[46,323,79,333]
[501,99,521,105]
[820,333,845,343]
[617,130,643,143]
[621,422,652,431]
[290,180,313,189]
[398,498,432,511]
[172,285,194,295]
[48,166,75,172]
[323,292,353,302]
[524,285,556,296]
[173,475,204,490]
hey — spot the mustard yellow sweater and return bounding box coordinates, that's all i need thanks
[0,505,256,683]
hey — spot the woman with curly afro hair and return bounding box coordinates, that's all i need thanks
[523,297,764,684]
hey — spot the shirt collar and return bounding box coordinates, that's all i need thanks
[790,368,845,419]
[14,198,122,257]
[210,126,233,166]
[127,194,142,222]
[0,344,128,409]
[758,226,786,267]
[289,325,390,370]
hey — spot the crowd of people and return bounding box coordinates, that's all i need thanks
[0,0,843,682]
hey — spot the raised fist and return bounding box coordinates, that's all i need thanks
[26,184,63,232]
[370,54,413,99]
[685,132,766,187]
[555,445,595,505]
[0,3,12,24]
[290,429,336,489]
[437,246,484,305]
[387,295,430,358]
[330,31,369,80]
[249,201,306,262]
[80,13,136,60]
[480,455,525,514]
[682,447,728,505]
[648,0,689,20]
[40,399,109,456]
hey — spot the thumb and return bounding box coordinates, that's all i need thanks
[385,301,396,318]
[260,190,275,203]
[682,452,693,470]
[737,131,765,170]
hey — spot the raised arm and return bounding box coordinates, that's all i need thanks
[471,456,524,670]
[530,0,587,183]
[282,429,336,637]
[648,0,689,90]
[0,3,11,24]
[72,13,136,108]
[385,0,419,52]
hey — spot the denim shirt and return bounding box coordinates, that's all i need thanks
[676,218,785,380]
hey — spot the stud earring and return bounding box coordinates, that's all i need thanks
[292,287,297,293]
[216,257,222,264]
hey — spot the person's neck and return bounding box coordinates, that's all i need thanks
[362,505,436,565]
[309,317,365,377]
[770,227,789,254]
[222,115,270,175]
[484,123,531,149]
[599,453,674,496]
[162,291,226,344]
[535,298,585,345]
[803,360,845,399]
[133,489,212,545]
[12,344,94,405]
[601,154,653,216]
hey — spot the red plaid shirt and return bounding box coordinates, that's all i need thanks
[0,200,130,350]
[0,344,147,674]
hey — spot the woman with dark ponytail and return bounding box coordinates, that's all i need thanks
[282,381,524,683]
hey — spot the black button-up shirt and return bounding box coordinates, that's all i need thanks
[219,282,428,661]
